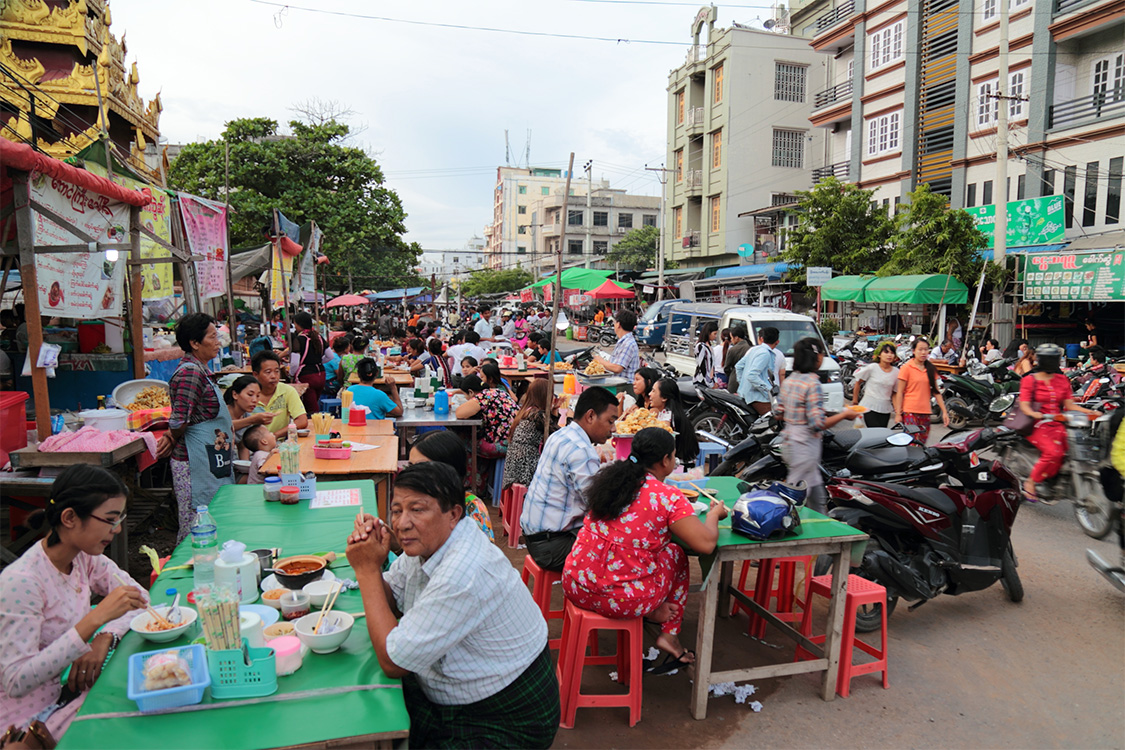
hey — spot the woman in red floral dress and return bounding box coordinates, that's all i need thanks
[562,428,728,674]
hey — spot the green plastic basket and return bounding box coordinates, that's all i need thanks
[205,639,278,700]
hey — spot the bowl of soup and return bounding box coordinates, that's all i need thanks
[271,555,328,589]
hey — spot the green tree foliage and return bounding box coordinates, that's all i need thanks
[606,225,677,270]
[782,177,893,275]
[168,114,422,290]
[879,184,991,286]
[459,267,534,299]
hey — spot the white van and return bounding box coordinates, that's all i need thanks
[663,303,845,412]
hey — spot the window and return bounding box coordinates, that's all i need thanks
[982,180,993,206]
[676,149,684,182]
[517,205,527,215]
[1062,166,1076,228]
[847,59,854,81]
[567,239,584,255]
[593,240,608,255]
[976,73,1028,127]
[1009,71,1024,119]
[772,129,805,168]
[673,206,683,238]
[541,186,549,195]
[982,0,996,21]
[593,211,608,227]
[1083,161,1099,227]
[518,185,527,194]
[710,195,721,233]
[676,90,685,124]
[1042,169,1055,196]
[713,64,724,103]
[711,129,722,169]
[618,213,633,228]
[976,81,998,127]
[1107,157,1122,225]
[642,214,657,227]
[865,111,901,157]
[452,256,459,264]
[1017,174,1025,200]
[567,209,583,226]
[518,225,527,234]
[775,63,807,103]
[966,183,977,208]
[868,21,904,71]
[516,245,527,255]
[1092,54,1125,110]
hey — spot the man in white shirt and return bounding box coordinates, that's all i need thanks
[347,462,558,748]
[501,312,516,339]
[930,339,959,364]
[474,307,495,342]
[981,338,1004,364]
[463,330,488,365]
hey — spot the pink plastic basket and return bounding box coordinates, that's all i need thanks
[313,446,352,460]
[614,434,633,461]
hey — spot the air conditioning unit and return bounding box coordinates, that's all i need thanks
[616,226,628,234]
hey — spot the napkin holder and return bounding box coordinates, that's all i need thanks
[279,472,317,500]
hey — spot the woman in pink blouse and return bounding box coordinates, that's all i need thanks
[562,428,728,675]
[0,465,148,739]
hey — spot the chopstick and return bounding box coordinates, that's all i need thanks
[687,482,719,503]
[113,574,173,628]
[313,583,344,634]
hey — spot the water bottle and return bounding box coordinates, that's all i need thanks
[190,506,218,591]
[287,420,298,443]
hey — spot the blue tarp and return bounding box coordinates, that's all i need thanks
[367,286,426,301]
[713,262,789,280]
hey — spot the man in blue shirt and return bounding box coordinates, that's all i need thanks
[591,308,640,382]
[736,326,779,415]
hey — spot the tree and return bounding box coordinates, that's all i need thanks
[782,177,893,276]
[459,267,534,299]
[606,225,677,271]
[879,183,991,286]
[167,113,422,291]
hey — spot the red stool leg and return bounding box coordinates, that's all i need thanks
[749,558,779,638]
[731,561,755,617]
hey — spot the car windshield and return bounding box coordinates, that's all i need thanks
[640,303,669,322]
[749,320,823,356]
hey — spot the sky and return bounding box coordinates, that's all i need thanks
[110,0,778,250]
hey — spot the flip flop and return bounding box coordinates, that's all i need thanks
[648,649,694,675]
[1022,488,1038,503]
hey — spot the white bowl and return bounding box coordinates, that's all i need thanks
[259,588,292,609]
[293,611,354,654]
[302,580,340,607]
[232,459,251,475]
[130,606,197,643]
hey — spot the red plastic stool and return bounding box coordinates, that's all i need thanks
[521,555,566,649]
[501,483,527,549]
[149,556,171,588]
[794,574,889,698]
[731,556,814,637]
[556,600,644,729]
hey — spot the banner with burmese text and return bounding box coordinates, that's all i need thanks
[179,193,229,300]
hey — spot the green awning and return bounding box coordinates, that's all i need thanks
[865,274,969,305]
[528,268,628,292]
[821,275,877,302]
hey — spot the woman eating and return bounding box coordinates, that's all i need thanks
[252,350,308,439]
[893,338,948,443]
[561,428,728,675]
[224,374,274,458]
[427,338,453,388]
[291,312,327,414]
[694,322,719,387]
[502,379,555,492]
[649,378,699,466]
[347,358,404,420]
[157,313,236,541]
[0,466,148,741]
[409,431,494,540]
[851,342,899,428]
[618,366,661,416]
[776,338,862,513]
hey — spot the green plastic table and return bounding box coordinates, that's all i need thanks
[687,476,869,720]
[58,481,410,750]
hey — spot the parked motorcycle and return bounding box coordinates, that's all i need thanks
[691,387,762,444]
[828,427,1024,631]
[942,358,1022,430]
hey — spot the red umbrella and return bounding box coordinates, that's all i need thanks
[587,279,635,299]
[326,293,371,309]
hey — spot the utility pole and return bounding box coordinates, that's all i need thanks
[646,165,673,301]
[585,160,593,270]
[546,153,575,444]
[991,0,1011,346]
[223,141,238,354]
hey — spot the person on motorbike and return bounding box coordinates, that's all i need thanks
[894,338,949,443]
[852,341,899,428]
[776,338,862,513]
[1017,343,1101,502]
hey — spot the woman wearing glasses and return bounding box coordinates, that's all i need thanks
[0,465,148,742]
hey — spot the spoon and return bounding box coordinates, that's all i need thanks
[167,591,182,624]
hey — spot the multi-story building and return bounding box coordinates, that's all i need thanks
[807,0,1123,236]
[664,7,827,269]
[417,242,488,284]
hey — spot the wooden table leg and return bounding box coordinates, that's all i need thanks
[820,546,851,701]
[470,425,478,488]
[691,555,722,720]
[717,560,734,619]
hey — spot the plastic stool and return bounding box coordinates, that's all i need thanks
[556,600,644,729]
[521,555,566,649]
[488,457,507,507]
[696,442,726,472]
[149,556,171,588]
[732,556,815,637]
[794,574,889,698]
[502,483,527,549]
[318,397,342,417]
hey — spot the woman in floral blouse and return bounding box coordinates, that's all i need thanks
[561,428,728,675]
[456,361,518,495]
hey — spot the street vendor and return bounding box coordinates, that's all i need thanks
[347,462,559,749]
[157,313,236,541]
[590,308,640,381]
[251,350,308,438]
[0,466,149,742]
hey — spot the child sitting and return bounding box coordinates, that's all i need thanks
[243,424,277,484]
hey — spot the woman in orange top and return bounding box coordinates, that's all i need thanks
[893,338,948,444]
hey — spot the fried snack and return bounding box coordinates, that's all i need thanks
[126,385,170,412]
[616,408,674,434]
[141,651,192,691]
[583,360,607,376]
[552,361,573,370]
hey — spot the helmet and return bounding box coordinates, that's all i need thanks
[731,487,803,541]
[1035,343,1063,359]
[1035,343,1063,373]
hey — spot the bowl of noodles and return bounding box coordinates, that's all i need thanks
[130,606,198,643]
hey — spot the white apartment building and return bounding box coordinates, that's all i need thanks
[417,241,488,284]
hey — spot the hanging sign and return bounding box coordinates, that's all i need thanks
[544,283,553,303]
[179,194,229,300]
[806,267,833,286]
[520,288,534,303]
[1021,250,1125,301]
[964,196,1065,249]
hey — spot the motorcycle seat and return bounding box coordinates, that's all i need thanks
[705,389,752,409]
[869,483,959,516]
[846,445,929,475]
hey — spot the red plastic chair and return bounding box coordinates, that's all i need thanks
[556,600,644,729]
[521,555,565,649]
[501,483,527,549]
[794,574,889,698]
[731,556,815,637]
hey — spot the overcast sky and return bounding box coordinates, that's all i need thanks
[111,0,775,250]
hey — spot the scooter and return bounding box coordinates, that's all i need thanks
[828,427,1024,631]
[942,358,1022,430]
[690,387,762,444]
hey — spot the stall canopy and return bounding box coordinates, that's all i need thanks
[587,279,635,299]
[326,293,370,308]
[821,275,877,302]
[713,262,789,281]
[368,286,426,301]
[529,268,623,292]
[865,274,969,305]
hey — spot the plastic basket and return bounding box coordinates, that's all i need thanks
[206,638,278,699]
[312,446,352,460]
[126,644,211,713]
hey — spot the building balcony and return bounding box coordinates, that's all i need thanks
[685,106,706,136]
[1054,0,1096,13]
[685,45,707,70]
[1049,0,1123,40]
[814,79,853,109]
[812,161,850,183]
[811,0,856,53]
[684,169,704,197]
[810,80,854,126]
[1048,91,1125,130]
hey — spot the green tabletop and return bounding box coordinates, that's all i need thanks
[59,481,410,750]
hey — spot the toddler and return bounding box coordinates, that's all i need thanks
[243,424,277,484]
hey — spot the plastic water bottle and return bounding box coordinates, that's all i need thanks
[190,506,218,591]
[287,420,298,444]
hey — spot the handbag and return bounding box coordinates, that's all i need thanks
[1003,403,1036,436]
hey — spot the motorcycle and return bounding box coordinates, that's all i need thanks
[833,336,873,393]
[1088,408,1125,591]
[942,358,1022,430]
[691,387,762,444]
[828,427,1024,631]
[995,411,1118,539]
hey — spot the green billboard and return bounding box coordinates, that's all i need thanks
[964,195,1066,249]
[1021,250,1125,301]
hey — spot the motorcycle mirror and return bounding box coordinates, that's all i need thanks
[886,433,914,446]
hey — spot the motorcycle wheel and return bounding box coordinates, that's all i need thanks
[1072,470,1115,540]
[692,410,739,442]
[944,395,971,431]
[855,593,898,633]
[1000,547,1024,603]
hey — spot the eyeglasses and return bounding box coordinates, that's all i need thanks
[90,513,127,531]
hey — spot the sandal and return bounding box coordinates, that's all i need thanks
[648,649,694,675]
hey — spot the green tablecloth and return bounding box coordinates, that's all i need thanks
[58,481,410,750]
